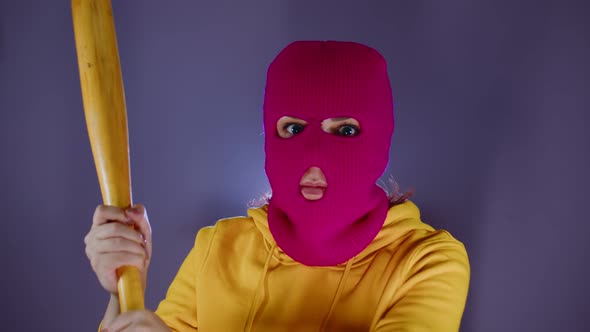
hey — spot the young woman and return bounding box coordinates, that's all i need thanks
[85,41,470,332]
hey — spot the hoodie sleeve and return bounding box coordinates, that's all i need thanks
[373,232,470,332]
[154,226,215,331]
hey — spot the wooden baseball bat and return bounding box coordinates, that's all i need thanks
[71,0,145,312]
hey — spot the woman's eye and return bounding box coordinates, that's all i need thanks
[337,125,360,137]
[284,123,305,136]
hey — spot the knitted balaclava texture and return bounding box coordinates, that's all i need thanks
[263,40,394,266]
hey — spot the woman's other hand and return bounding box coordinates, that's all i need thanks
[102,310,170,332]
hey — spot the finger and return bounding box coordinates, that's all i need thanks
[93,222,144,244]
[93,237,146,257]
[93,205,130,226]
[86,223,139,251]
[125,204,152,245]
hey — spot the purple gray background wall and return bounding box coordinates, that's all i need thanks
[1,0,588,331]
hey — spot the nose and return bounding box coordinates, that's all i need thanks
[299,167,327,186]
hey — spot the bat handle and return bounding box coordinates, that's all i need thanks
[117,266,145,311]
[115,222,145,312]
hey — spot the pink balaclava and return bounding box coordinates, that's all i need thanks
[263,41,395,266]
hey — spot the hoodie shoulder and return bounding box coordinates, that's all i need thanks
[375,200,468,261]
[192,213,263,256]
[204,214,258,241]
[389,201,469,281]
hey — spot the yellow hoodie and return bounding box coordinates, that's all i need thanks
[154,200,470,331]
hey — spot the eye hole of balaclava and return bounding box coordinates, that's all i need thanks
[276,116,361,139]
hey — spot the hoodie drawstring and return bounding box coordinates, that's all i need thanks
[244,243,277,332]
[320,258,354,331]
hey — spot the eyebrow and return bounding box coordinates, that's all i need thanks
[281,117,354,122]
[282,116,306,121]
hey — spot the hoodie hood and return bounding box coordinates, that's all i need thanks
[247,200,435,268]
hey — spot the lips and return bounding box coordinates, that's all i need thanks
[299,183,327,200]
[299,185,326,191]
[299,182,327,188]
